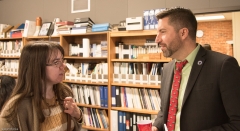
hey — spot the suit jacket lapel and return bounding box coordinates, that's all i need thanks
[182,47,206,107]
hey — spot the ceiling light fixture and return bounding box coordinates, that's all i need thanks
[195,15,225,21]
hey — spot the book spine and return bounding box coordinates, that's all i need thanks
[100,86,104,107]
[104,86,108,107]
[92,26,109,32]
[116,86,121,107]
[111,86,116,107]
[92,23,109,28]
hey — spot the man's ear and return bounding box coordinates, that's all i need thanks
[179,28,189,40]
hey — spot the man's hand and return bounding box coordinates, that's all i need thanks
[152,126,158,131]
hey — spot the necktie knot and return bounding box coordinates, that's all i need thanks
[175,60,188,72]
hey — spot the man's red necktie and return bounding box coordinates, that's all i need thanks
[167,60,188,131]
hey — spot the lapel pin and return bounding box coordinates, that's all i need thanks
[198,61,202,65]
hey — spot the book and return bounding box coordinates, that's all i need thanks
[22,20,36,37]
[57,25,74,30]
[110,110,118,130]
[71,27,87,34]
[74,17,95,25]
[116,86,121,107]
[56,21,74,26]
[71,26,87,30]
[126,112,131,131]
[83,107,90,126]
[103,86,108,107]
[11,23,25,32]
[89,108,96,127]
[99,109,108,129]
[95,109,104,129]
[99,86,104,107]
[74,22,92,27]
[1,25,14,38]
[118,111,123,131]
[0,24,9,33]
[92,23,110,28]
[71,84,79,103]
[102,110,109,128]
[57,30,71,34]
[123,111,126,131]
[111,86,116,107]
[92,108,101,128]
[2,25,14,33]
[143,10,150,30]
[92,26,110,32]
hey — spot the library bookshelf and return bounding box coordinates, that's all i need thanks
[60,32,110,131]
[0,37,23,77]
[108,30,171,131]
[1,30,171,131]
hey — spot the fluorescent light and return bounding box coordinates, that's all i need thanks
[196,15,225,21]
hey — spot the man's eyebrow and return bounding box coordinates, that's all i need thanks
[159,29,166,32]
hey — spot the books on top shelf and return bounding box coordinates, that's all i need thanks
[56,21,74,34]
[71,17,95,34]
[10,23,25,38]
[70,26,92,34]
[22,20,36,37]
[0,24,14,38]
[0,24,9,33]
[0,24,9,38]
[92,23,111,32]
[74,17,95,25]
[56,21,74,26]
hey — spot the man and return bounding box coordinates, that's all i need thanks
[152,7,240,131]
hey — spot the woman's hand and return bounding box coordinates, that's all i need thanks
[64,97,81,119]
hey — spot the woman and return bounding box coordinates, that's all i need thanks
[0,75,16,112]
[0,41,82,131]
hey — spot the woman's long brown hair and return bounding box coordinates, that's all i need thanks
[5,41,72,123]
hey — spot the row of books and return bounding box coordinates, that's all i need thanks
[111,110,157,131]
[0,17,100,38]
[113,74,161,85]
[111,86,161,110]
[0,24,14,38]
[65,73,108,83]
[113,62,163,75]
[112,62,162,85]
[56,19,113,34]
[115,42,161,59]
[91,23,111,32]
[57,17,95,34]
[65,62,108,75]
[82,107,109,129]
[143,9,165,30]
[69,40,108,57]
[0,59,19,76]
[0,59,19,69]
[70,84,108,107]
[0,40,22,57]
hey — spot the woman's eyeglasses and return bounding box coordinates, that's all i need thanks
[46,58,65,68]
